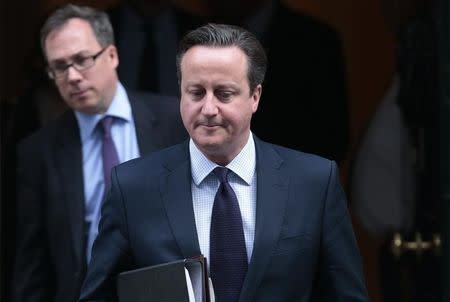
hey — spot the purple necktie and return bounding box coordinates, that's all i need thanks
[210,167,248,302]
[100,116,119,192]
[86,116,120,263]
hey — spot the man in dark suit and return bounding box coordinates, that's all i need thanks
[79,23,368,301]
[11,5,187,302]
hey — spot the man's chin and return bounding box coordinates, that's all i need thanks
[193,136,224,151]
[73,102,102,114]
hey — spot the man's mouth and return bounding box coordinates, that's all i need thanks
[70,89,89,98]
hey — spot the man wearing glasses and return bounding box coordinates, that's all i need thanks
[11,4,187,302]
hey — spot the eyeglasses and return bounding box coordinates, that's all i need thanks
[47,46,109,80]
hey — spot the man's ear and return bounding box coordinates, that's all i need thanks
[107,45,119,69]
[251,84,262,113]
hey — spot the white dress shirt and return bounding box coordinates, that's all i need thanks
[189,134,257,268]
[75,82,140,263]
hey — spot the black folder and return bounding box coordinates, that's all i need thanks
[117,255,213,302]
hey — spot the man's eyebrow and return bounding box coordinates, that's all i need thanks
[215,83,240,90]
[49,51,89,64]
[184,82,203,88]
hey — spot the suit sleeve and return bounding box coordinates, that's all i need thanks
[317,161,369,301]
[78,166,132,302]
[12,140,54,302]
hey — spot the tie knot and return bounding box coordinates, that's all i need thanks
[213,167,230,184]
[100,116,114,138]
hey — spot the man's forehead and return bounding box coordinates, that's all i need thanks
[44,18,98,61]
[46,18,90,40]
[179,45,249,86]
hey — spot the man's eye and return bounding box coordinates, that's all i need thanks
[189,90,204,98]
[52,63,69,72]
[216,91,233,101]
[74,56,90,67]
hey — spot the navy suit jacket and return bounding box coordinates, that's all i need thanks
[79,136,368,301]
[12,91,187,302]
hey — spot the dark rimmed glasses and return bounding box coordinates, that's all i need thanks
[47,46,109,80]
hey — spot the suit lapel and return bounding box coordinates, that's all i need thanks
[158,137,289,297]
[160,143,201,258]
[239,137,289,301]
[55,111,86,272]
[129,94,157,154]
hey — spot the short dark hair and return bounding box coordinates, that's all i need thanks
[176,23,267,93]
[40,4,114,58]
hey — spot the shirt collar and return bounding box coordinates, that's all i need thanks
[190,133,256,186]
[75,82,132,142]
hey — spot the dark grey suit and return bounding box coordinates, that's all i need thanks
[79,136,368,301]
[11,92,187,302]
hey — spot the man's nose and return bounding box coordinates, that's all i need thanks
[66,66,83,82]
[201,94,219,115]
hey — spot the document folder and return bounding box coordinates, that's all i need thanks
[117,255,214,302]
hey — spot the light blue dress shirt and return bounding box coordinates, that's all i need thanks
[74,83,140,263]
[189,134,257,269]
